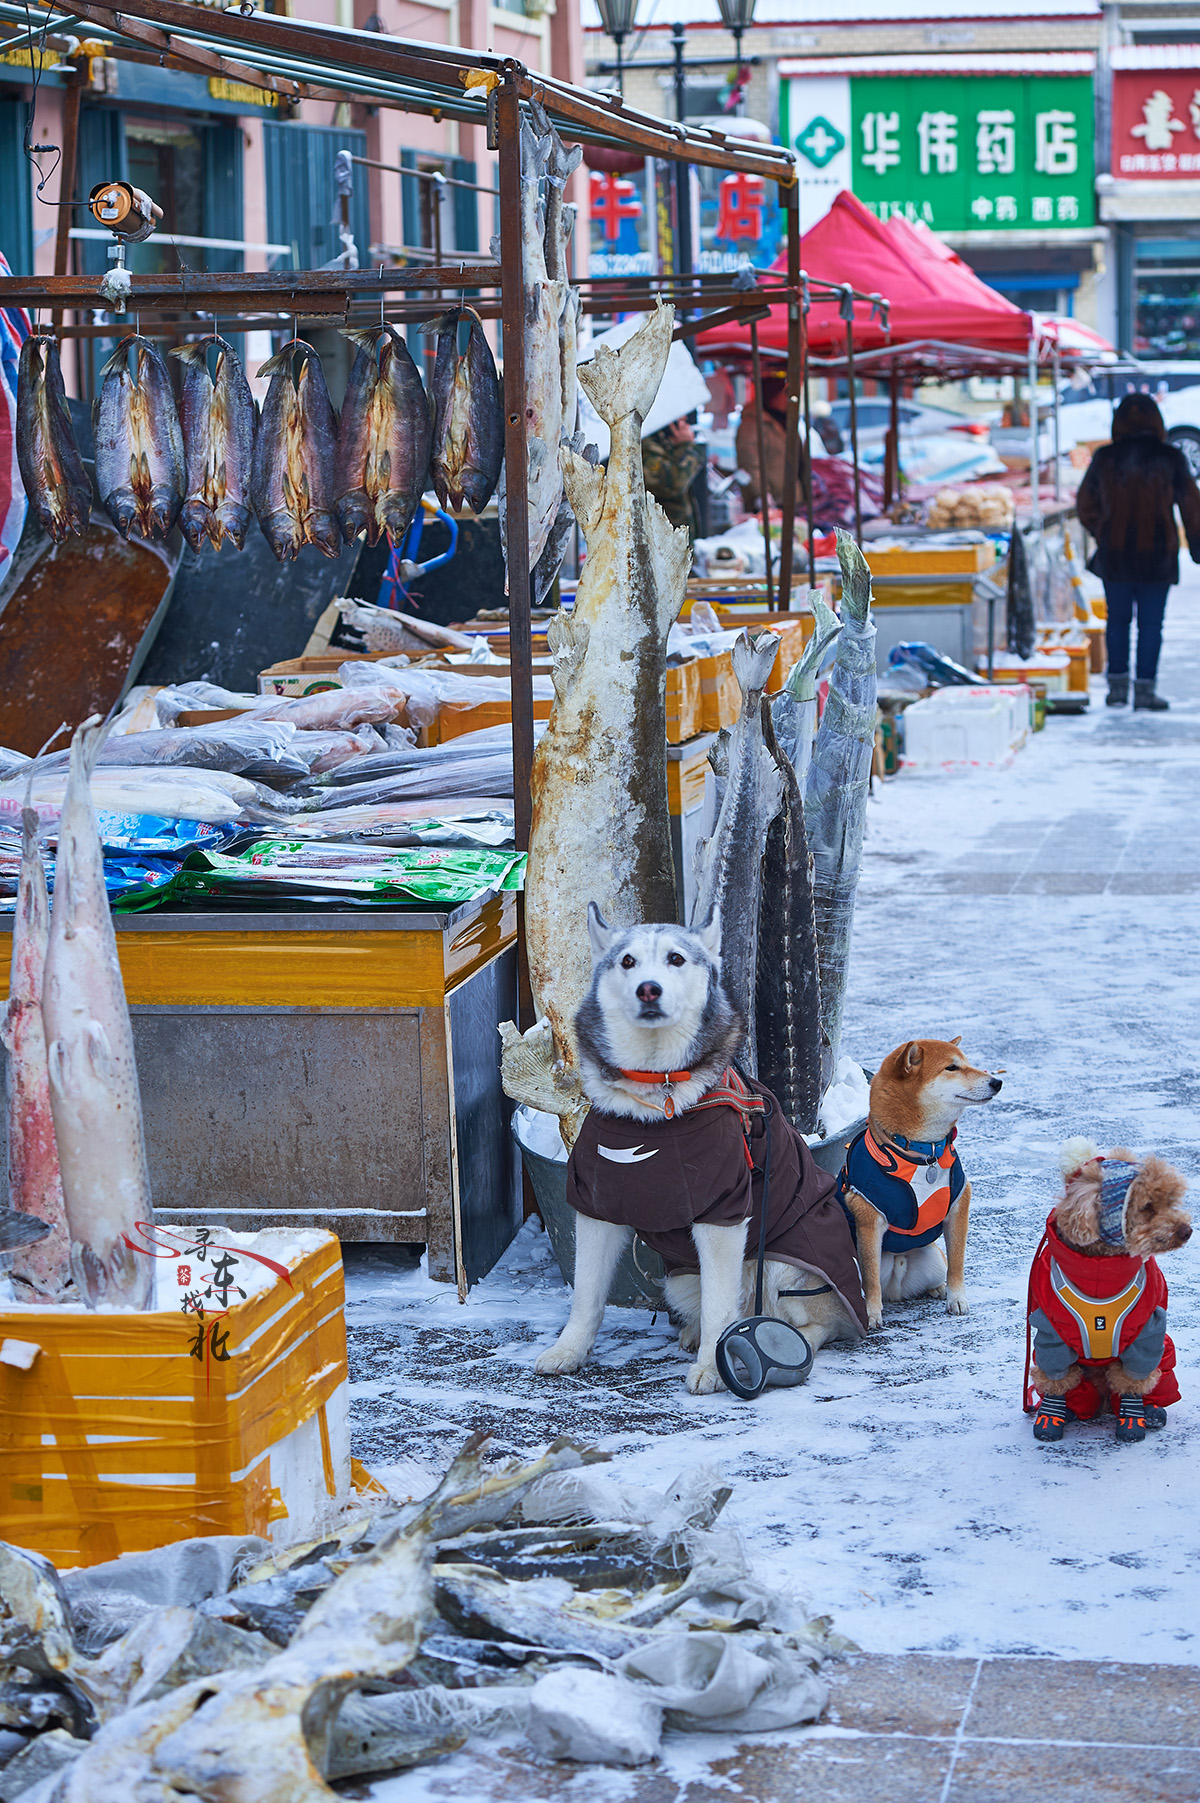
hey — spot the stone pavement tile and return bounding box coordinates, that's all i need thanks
[966,1658,1200,1748]
[823,1652,976,1738]
[688,1736,954,1803]
[947,1741,1200,1803]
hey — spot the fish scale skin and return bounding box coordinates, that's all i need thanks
[756,705,823,1134]
[334,327,431,548]
[429,309,503,516]
[93,337,184,541]
[524,305,689,1078]
[15,336,93,543]
[41,721,154,1310]
[2,809,71,1300]
[252,342,340,561]
[173,338,257,553]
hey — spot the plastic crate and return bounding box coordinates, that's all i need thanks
[901,685,1033,771]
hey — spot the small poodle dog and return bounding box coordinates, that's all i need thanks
[1026,1138,1191,1443]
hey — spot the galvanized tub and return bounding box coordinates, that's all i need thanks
[515,1113,867,1310]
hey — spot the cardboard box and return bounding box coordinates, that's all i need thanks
[258,652,398,698]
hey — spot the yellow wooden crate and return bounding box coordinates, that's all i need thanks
[0,1237,347,1568]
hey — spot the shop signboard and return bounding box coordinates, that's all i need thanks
[589,161,782,276]
[1112,69,1200,178]
[783,73,1095,232]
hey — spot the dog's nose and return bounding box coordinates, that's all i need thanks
[989,1077,1003,1093]
[637,981,662,1003]
[1179,1223,1192,1244]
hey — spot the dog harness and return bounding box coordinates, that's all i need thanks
[836,1125,965,1253]
[1028,1220,1166,1362]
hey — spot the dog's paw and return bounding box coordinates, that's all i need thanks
[867,1306,884,1330]
[535,1341,586,1376]
[929,1282,948,1300]
[678,1324,700,1354]
[946,1292,969,1316]
[686,1360,722,1395]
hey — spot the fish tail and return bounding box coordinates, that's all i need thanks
[732,629,780,701]
[418,309,460,336]
[170,339,214,367]
[835,529,873,624]
[70,714,110,787]
[520,113,552,181]
[576,302,673,430]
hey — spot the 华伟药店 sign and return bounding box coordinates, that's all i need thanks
[1112,70,1200,178]
[783,73,1095,232]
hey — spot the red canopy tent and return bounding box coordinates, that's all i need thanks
[696,190,1037,358]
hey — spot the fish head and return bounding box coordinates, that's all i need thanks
[871,1036,1002,1144]
[583,906,729,1067]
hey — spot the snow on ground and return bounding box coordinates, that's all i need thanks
[344,581,1200,1669]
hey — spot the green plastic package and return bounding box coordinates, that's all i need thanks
[176,841,525,907]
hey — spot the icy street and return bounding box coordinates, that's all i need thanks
[345,581,1200,1676]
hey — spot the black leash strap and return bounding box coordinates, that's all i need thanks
[752,1093,773,1316]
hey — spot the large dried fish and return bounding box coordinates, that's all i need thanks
[755,704,822,1133]
[539,103,583,438]
[93,335,185,541]
[770,591,841,787]
[804,531,877,1089]
[2,799,70,1300]
[334,325,431,547]
[41,719,155,1309]
[496,114,568,583]
[428,308,503,516]
[252,339,340,560]
[507,305,689,1129]
[691,632,782,1075]
[14,336,92,543]
[172,335,257,552]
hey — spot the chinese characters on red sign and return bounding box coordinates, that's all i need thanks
[1113,71,1200,176]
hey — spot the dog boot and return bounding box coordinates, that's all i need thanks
[1033,1396,1071,1442]
[1132,680,1169,711]
[1142,1402,1168,1430]
[1106,675,1128,707]
[1116,1394,1150,1442]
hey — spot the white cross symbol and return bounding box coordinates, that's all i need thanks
[804,123,838,161]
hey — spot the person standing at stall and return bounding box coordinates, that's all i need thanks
[1076,394,1200,710]
[642,414,707,541]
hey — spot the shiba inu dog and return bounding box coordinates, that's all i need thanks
[535,905,867,1394]
[837,1038,1002,1329]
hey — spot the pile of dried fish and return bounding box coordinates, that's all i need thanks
[0,1437,839,1797]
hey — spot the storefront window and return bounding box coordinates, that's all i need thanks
[124,121,203,275]
[1135,239,1200,358]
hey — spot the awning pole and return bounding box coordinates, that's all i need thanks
[844,294,862,543]
[776,176,802,613]
[750,317,775,611]
[497,75,534,858]
[801,278,816,586]
[1052,344,1062,504]
[884,365,900,511]
[1028,323,1041,532]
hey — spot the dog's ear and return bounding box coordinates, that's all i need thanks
[949,1034,962,1047]
[903,1041,923,1071]
[587,902,615,963]
[694,905,722,963]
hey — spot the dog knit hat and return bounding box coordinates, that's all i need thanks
[1097,1157,1139,1245]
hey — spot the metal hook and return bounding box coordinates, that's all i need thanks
[379,261,385,327]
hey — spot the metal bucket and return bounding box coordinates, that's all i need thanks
[514,1113,866,1311]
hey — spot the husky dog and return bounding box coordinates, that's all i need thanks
[536,904,864,1394]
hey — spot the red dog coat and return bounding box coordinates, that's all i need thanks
[1024,1215,1180,1418]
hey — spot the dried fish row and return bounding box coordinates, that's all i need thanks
[14,337,92,543]
[334,325,432,548]
[93,335,185,542]
[172,336,257,552]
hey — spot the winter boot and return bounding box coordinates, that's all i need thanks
[1106,675,1128,706]
[1133,681,1169,711]
[1115,1394,1152,1442]
[1142,1402,1168,1430]
[1033,1396,1072,1442]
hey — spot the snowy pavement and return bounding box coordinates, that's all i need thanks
[344,583,1200,1699]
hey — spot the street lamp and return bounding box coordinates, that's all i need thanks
[716,0,756,71]
[594,0,640,94]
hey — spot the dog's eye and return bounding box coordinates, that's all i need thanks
[666,952,686,967]
[621,954,636,970]
[946,1064,959,1072]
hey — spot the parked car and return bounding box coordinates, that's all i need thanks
[1058,363,1200,476]
[826,398,1000,446]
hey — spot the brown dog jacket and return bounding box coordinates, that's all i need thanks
[566,1070,868,1335]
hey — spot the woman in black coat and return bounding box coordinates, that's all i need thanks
[1076,393,1200,710]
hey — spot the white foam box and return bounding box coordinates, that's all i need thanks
[901,684,1033,771]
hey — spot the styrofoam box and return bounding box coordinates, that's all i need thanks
[901,684,1033,771]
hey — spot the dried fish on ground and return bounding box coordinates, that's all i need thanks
[804,531,876,1089]
[769,592,841,787]
[15,336,92,542]
[755,705,822,1134]
[172,336,257,552]
[690,632,782,1075]
[40,719,155,1309]
[334,325,431,548]
[2,798,70,1300]
[93,335,185,541]
[428,308,503,516]
[506,305,690,1134]
[335,598,473,656]
[252,340,341,560]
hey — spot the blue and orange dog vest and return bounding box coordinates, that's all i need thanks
[837,1125,965,1252]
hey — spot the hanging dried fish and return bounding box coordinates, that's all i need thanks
[252,339,341,561]
[334,324,432,548]
[15,335,92,542]
[93,335,185,541]
[427,308,503,516]
[171,335,257,552]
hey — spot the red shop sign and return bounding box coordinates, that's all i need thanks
[1112,69,1200,178]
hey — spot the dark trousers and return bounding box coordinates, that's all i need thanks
[1104,581,1170,681]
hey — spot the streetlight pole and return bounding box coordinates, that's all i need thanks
[594,0,640,96]
[672,22,693,288]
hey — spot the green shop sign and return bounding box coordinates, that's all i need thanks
[850,75,1094,232]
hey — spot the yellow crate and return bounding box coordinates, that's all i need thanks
[0,1236,348,1568]
[698,649,739,731]
[666,660,702,744]
[866,543,997,577]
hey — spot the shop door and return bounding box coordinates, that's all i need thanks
[263,121,369,270]
[0,98,33,275]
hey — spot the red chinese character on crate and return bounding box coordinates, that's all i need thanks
[177,1263,191,1287]
[715,172,765,243]
[590,170,642,242]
